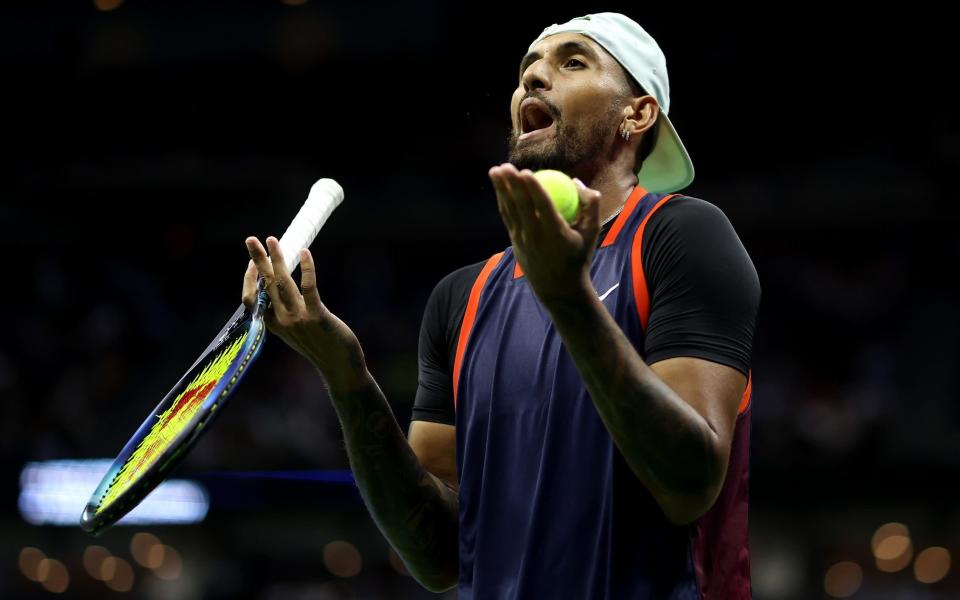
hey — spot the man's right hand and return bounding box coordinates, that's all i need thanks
[244,235,458,592]
[243,235,367,388]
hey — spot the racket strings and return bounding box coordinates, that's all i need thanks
[95,332,250,512]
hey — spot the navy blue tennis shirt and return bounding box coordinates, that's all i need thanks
[412,187,760,599]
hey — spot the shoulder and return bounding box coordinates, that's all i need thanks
[427,260,488,309]
[641,194,760,297]
[647,195,738,235]
[421,259,489,337]
[419,259,491,374]
[640,195,761,373]
[644,195,754,264]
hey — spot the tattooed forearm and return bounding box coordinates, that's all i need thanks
[542,289,721,524]
[325,369,459,592]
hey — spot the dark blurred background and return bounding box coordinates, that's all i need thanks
[2,1,958,598]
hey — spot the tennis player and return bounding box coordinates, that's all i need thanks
[243,12,759,599]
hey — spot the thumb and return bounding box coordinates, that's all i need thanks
[299,248,326,317]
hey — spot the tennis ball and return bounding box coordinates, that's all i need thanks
[534,169,580,223]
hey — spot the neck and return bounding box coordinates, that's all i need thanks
[573,164,640,224]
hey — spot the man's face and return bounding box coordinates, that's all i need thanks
[508,32,630,173]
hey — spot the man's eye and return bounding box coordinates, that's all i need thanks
[564,59,585,68]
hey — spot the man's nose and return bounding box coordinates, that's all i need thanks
[521,59,552,92]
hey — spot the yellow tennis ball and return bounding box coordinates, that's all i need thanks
[534,169,580,223]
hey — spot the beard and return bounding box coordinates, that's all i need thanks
[507,98,622,174]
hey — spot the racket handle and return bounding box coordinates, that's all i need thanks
[278,178,345,273]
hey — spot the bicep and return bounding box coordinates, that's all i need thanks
[409,420,458,491]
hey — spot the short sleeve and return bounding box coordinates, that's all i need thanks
[641,196,761,375]
[411,261,485,425]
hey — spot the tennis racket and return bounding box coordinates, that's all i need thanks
[80,178,344,535]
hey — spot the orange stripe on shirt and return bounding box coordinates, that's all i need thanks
[738,371,752,415]
[630,194,680,330]
[452,252,504,409]
[601,185,648,248]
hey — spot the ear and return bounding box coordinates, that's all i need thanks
[621,96,660,140]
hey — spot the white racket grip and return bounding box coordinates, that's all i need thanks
[277,178,344,273]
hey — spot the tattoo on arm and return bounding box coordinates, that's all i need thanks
[544,293,719,517]
[327,371,459,592]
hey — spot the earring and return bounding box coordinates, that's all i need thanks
[621,127,631,141]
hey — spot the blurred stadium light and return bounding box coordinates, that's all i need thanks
[18,459,209,526]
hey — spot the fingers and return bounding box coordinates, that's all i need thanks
[490,163,541,239]
[299,248,325,316]
[572,178,602,244]
[245,236,273,286]
[246,236,291,310]
[242,259,258,309]
[264,237,291,282]
[498,164,538,232]
[265,237,302,308]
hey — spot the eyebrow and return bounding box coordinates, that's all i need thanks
[518,40,599,79]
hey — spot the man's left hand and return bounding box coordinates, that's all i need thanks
[488,163,602,306]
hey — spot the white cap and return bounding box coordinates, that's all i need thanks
[530,13,695,194]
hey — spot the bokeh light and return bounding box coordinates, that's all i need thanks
[101,556,135,592]
[18,547,45,581]
[914,547,951,584]
[872,522,913,573]
[824,561,863,599]
[93,0,124,11]
[875,535,913,573]
[37,558,70,593]
[147,543,167,570]
[871,522,909,553]
[153,545,182,580]
[323,540,362,578]
[131,532,163,568]
[83,545,111,580]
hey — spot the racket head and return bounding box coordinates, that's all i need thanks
[80,293,268,535]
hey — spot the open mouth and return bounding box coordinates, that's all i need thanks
[518,97,556,140]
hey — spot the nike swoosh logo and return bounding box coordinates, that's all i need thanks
[598,283,620,302]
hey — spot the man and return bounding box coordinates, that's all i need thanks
[242,12,760,600]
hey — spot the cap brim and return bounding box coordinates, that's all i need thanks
[637,113,694,194]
